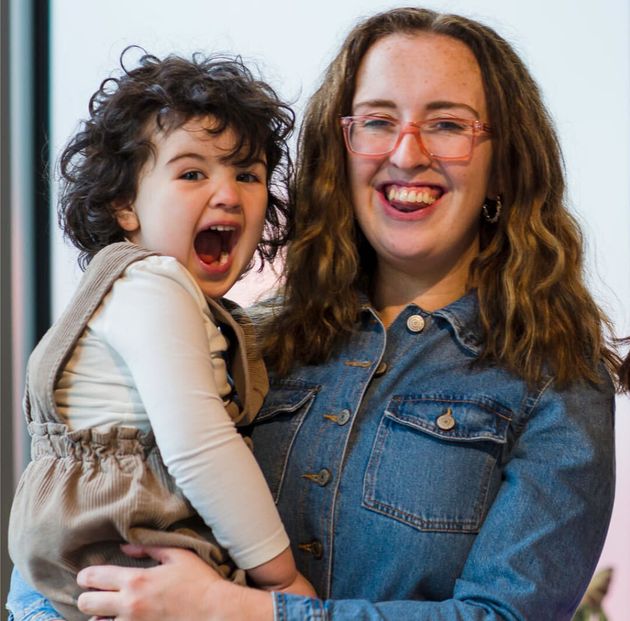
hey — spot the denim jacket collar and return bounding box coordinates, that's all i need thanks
[359,289,482,356]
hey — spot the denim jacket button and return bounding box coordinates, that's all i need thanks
[317,468,332,486]
[374,361,388,377]
[324,409,351,425]
[436,408,456,431]
[302,468,332,486]
[406,314,426,333]
[337,409,351,425]
[298,540,324,559]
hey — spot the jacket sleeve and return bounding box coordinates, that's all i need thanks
[274,375,616,621]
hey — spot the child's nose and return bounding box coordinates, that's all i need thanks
[208,179,241,211]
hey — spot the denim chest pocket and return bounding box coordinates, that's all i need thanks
[363,395,512,533]
[252,381,319,501]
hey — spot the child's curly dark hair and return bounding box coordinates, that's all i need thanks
[59,46,295,269]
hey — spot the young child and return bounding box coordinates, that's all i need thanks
[8,48,314,620]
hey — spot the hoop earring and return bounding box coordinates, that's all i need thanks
[482,195,502,223]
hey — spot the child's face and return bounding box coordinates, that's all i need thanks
[117,116,268,299]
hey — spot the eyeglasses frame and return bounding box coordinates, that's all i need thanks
[340,115,492,161]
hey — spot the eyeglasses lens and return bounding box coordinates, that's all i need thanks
[348,119,474,159]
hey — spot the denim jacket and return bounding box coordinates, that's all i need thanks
[253,293,615,620]
[7,293,615,621]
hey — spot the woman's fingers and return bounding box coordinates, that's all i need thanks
[119,543,190,567]
[77,588,120,617]
[75,547,227,620]
[77,564,128,591]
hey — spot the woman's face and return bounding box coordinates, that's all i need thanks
[348,32,494,291]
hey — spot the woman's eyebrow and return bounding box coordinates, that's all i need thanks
[425,101,480,117]
[352,99,480,118]
[352,99,396,112]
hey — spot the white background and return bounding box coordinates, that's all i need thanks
[51,1,629,616]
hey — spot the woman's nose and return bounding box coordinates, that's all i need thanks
[388,130,433,170]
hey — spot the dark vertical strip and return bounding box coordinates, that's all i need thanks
[33,0,50,339]
[1,0,15,614]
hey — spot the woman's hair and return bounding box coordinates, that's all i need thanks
[618,339,630,389]
[59,47,294,269]
[264,7,627,390]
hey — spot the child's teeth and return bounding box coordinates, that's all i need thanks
[219,251,229,265]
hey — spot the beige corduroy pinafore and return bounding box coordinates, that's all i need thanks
[8,242,269,621]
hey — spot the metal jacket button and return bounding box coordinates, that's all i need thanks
[374,361,388,377]
[436,407,456,431]
[302,468,332,486]
[337,409,351,425]
[324,409,351,425]
[298,540,324,559]
[406,314,425,333]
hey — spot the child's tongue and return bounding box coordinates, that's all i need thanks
[195,230,222,265]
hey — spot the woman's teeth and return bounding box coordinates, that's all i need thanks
[386,186,438,205]
[218,251,229,265]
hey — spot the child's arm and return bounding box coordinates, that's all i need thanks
[247,547,315,594]
[98,258,313,595]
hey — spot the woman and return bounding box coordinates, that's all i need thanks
[9,7,627,621]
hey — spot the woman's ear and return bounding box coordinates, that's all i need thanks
[116,204,140,233]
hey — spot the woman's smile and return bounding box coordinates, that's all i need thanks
[377,182,445,218]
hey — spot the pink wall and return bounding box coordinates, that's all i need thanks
[597,394,630,620]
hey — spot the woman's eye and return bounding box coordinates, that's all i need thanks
[361,118,396,132]
[180,170,203,181]
[427,119,470,133]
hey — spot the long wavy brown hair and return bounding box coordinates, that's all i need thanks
[263,7,627,391]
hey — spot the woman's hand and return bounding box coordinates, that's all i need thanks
[76,545,274,621]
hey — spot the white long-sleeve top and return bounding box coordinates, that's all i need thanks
[54,255,288,570]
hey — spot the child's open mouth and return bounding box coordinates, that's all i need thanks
[194,225,240,266]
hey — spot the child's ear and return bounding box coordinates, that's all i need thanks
[115,204,140,233]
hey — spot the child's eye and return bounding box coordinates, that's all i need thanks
[236,172,262,183]
[180,170,204,181]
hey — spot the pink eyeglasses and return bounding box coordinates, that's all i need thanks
[340,115,492,160]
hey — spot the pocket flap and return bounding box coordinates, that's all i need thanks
[257,381,319,421]
[385,395,511,443]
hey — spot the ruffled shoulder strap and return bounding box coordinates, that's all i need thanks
[25,243,157,425]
